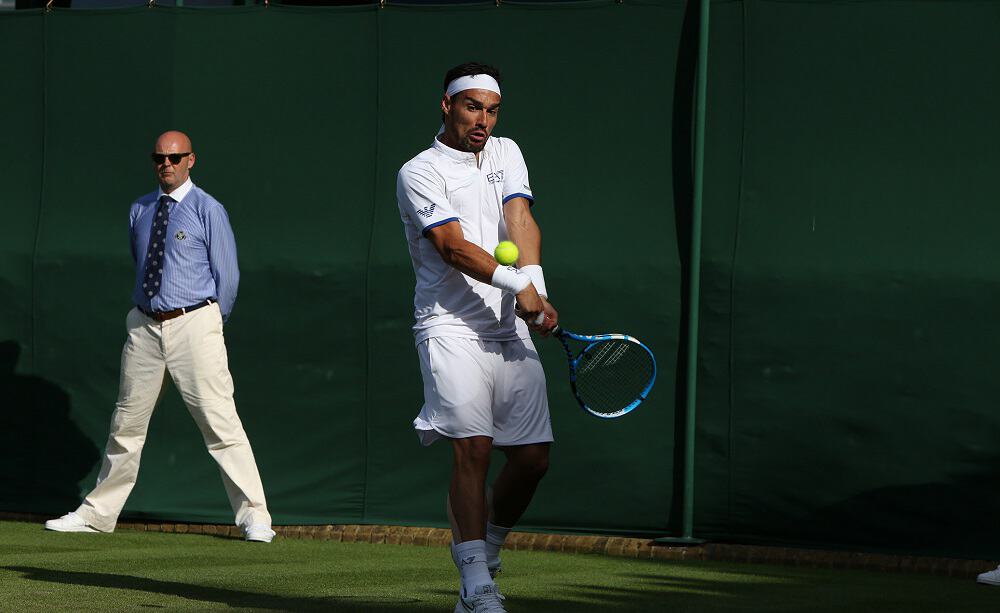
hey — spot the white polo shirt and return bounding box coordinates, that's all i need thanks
[397,134,535,344]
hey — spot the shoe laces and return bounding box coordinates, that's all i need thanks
[470,588,506,613]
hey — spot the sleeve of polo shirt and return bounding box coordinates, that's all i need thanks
[397,163,460,237]
[500,139,534,205]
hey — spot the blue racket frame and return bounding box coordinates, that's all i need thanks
[554,328,658,419]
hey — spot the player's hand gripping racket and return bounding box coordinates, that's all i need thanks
[549,323,657,419]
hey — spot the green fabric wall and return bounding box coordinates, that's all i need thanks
[697,0,1000,559]
[0,2,683,536]
[2,0,998,560]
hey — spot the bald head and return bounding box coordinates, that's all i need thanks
[156,130,192,152]
[152,130,196,193]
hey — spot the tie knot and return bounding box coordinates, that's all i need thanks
[158,195,173,207]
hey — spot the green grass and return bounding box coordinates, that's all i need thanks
[0,520,994,612]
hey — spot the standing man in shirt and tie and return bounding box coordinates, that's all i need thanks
[45,130,275,543]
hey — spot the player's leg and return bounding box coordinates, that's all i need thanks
[449,434,498,601]
[492,443,550,525]
[51,308,167,533]
[165,303,272,542]
[487,442,550,567]
[411,337,506,609]
[449,436,492,541]
[485,337,554,571]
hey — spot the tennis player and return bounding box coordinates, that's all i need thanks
[397,62,558,613]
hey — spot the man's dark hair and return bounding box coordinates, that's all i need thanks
[442,62,502,92]
[441,62,502,123]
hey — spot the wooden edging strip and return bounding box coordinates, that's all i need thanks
[5,512,993,579]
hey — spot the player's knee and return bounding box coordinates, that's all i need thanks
[515,448,549,481]
[528,454,549,481]
[453,436,493,468]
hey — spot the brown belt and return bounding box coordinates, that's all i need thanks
[138,299,214,322]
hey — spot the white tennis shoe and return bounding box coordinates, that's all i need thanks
[244,524,276,543]
[977,565,1000,585]
[454,584,507,613]
[44,512,99,533]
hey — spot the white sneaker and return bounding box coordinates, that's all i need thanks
[244,524,275,543]
[44,512,99,533]
[977,565,1000,585]
[454,584,507,613]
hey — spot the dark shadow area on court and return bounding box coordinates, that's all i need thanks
[7,555,997,612]
[4,566,423,613]
[431,564,995,612]
[0,341,100,515]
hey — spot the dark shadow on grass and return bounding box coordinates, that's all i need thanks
[4,566,423,612]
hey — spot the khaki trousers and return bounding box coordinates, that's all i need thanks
[75,303,271,533]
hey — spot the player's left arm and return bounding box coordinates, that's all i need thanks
[205,205,240,323]
[503,197,558,334]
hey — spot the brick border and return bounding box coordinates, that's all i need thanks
[7,512,993,578]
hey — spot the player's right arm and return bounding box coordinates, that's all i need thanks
[397,162,544,320]
[424,221,545,318]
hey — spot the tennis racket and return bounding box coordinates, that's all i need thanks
[549,325,657,419]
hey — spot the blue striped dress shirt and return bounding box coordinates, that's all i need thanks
[129,179,240,321]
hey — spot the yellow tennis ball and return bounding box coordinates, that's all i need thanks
[494,241,519,266]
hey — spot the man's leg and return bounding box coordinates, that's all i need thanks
[449,435,496,598]
[68,309,167,533]
[165,304,271,538]
[483,337,554,571]
[486,442,550,568]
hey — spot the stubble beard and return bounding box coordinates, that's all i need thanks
[459,134,487,153]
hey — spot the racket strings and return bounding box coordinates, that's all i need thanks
[575,340,654,415]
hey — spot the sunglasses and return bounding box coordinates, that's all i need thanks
[151,152,191,165]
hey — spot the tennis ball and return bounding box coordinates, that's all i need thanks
[494,241,519,266]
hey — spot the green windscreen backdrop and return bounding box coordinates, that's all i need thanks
[1,0,998,561]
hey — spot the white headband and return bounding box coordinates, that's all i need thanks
[445,74,501,98]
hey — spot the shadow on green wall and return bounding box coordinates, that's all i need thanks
[0,340,100,514]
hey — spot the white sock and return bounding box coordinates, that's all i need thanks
[485,522,511,567]
[453,539,494,598]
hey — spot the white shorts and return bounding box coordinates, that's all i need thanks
[413,336,554,447]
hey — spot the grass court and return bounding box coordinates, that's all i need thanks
[1,520,994,612]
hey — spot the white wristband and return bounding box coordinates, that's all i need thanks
[520,265,547,299]
[491,265,531,295]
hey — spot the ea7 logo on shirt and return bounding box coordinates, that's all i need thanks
[416,204,437,218]
[174,230,187,241]
[487,170,504,184]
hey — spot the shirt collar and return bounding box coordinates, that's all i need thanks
[157,177,194,204]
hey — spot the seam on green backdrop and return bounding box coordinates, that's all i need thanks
[726,0,751,536]
[361,7,384,524]
[30,12,48,374]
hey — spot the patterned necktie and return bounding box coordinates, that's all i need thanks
[141,195,172,299]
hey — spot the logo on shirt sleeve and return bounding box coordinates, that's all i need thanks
[487,170,505,184]
[416,204,437,218]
